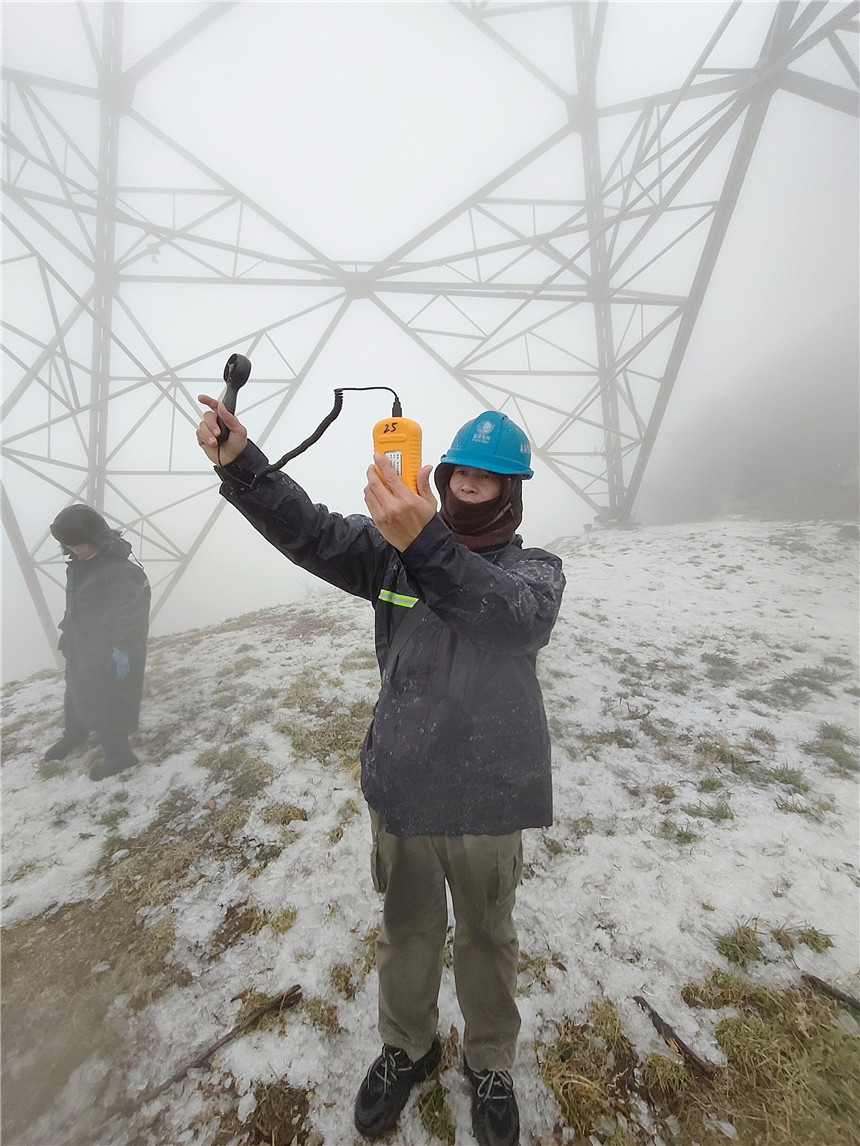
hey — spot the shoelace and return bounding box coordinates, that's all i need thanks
[474,1069,514,1103]
[370,1046,413,1094]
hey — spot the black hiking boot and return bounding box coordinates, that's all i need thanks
[43,734,88,761]
[354,1037,441,1139]
[89,753,138,781]
[465,1059,520,1146]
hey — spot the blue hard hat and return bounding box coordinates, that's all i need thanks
[439,411,533,478]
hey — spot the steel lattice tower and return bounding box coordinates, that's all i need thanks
[2,1,858,660]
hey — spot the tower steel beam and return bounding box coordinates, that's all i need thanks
[1,1,857,664]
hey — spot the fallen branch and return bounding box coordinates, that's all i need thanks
[633,995,716,1078]
[802,973,860,1016]
[93,985,302,1134]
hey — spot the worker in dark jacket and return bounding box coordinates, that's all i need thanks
[197,396,565,1146]
[44,505,150,781]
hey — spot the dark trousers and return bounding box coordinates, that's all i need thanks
[64,689,134,765]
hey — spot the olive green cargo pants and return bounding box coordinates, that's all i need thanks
[369,810,523,1071]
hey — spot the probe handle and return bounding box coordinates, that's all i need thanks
[218,353,251,444]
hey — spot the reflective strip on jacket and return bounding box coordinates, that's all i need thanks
[218,441,565,836]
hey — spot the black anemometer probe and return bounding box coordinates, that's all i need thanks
[216,352,422,489]
[218,353,252,444]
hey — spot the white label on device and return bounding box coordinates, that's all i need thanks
[384,450,402,475]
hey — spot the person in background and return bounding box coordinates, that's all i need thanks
[196,396,565,1146]
[44,504,150,781]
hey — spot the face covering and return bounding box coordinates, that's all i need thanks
[434,464,523,551]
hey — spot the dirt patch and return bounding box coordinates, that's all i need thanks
[1,890,191,1143]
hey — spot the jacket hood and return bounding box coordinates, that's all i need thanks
[50,504,131,558]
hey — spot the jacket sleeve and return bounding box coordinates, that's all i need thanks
[398,515,565,655]
[216,441,392,601]
[107,564,151,652]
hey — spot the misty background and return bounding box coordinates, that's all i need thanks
[1,2,858,684]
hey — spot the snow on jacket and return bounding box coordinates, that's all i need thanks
[60,538,150,732]
[218,442,566,836]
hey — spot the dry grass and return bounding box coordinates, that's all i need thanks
[538,975,860,1145]
[673,975,860,1146]
[275,695,373,777]
[236,1081,311,1146]
[1,894,191,1143]
[536,999,635,1138]
[302,994,341,1035]
[418,1078,455,1145]
[261,802,308,826]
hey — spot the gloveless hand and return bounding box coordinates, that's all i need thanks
[364,452,436,551]
[196,394,248,466]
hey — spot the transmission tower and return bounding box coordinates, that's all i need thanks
[2,1,858,660]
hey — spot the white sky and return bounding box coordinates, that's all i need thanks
[1,2,858,681]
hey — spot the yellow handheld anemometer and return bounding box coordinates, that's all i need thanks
[218,355,422,492]
[373,412,422,493]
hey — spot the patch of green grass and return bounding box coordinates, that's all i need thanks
[816,721,858,745]
[795,926,834,953]
[640,1053,688,1099]
[740,663,846,709]
[697,776,723,793]
[639,715,677,745]
[682,968,783,1016]
[802,729,859,774]
[650,782,676,803]
[748,725,778,747]
[772,921,835,954]
[701,651,742,686]
[657,818,698,846]
[341,649,378,671]
[714,921,764,968]
[681,798,734,823]
[775,795,834,821]
[691,984,860,1145]
[580,726,637,752]
[758,765,808,793]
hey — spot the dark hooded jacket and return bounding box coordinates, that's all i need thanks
[51,505,150,732]
[217,443,565,837]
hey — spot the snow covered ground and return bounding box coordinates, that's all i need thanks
[2,518,858,1146]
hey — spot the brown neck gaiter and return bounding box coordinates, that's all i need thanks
[434,464,523,551]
